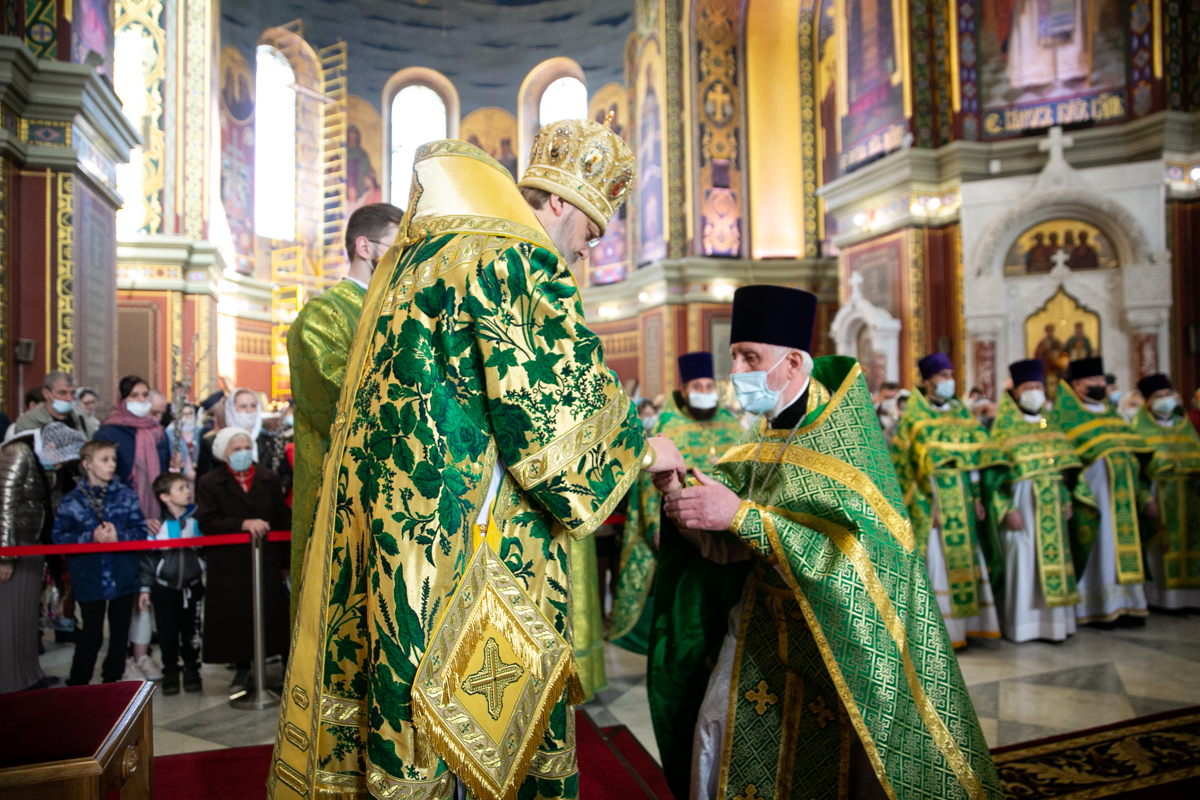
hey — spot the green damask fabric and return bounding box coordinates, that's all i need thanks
[610,393,743,651]
[286,278,367,625]
[570,534,606,700]
[270,143,645,800]
[713,356,1001,800]
[1132,407,1200,589]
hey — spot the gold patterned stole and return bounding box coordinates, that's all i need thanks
[1132,408,1200,589]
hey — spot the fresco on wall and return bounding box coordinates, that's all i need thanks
[587,83,630,285]
[695,0,742,257]
[72,0,113,75]
[637,37,667,264]
[459,107,519,179]
[1003,218,1118,276]
[817,0,837,246]
[347,95,383,213]
[219,45,255,275]
[837,0,908,173]
[1025,286,1101,397]
[977,0,1129,137]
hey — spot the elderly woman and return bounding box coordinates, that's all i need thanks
[218,388,291,492]
[196,427,291,692]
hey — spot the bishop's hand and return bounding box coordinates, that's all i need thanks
[662,469,743,531]
[645,436,687,492]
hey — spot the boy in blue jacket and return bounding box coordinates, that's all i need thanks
[53,440,148,684]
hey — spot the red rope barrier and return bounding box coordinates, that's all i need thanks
[0,530,291,558]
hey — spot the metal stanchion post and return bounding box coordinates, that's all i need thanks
[231,532,280,709]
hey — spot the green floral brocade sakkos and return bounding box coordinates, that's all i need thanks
[979,393,1090,605]
[610,394,743,650]
[1050,383,1150,583]
[1131,407,1200,590]
[709,357,1000,800]
[287,278,368,624]
[268,142,646,800]
[891,390,1001,619]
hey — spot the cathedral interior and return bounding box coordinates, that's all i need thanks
[1,0,1199,797]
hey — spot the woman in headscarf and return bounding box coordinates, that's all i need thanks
[215,388,291,494]
[165,402,199,480]
[196,427,291,692]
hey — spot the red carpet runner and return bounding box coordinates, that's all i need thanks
[153,711,674,800]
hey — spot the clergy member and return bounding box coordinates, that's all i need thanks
[891,352,1002,648]
[1132,373,1200,610]
[269,125,686,800]
[1051,356,1151,624]
[660,286,1000,800]
[285,202,404,623]
[982,359,1089,643]
[610,351,743,656]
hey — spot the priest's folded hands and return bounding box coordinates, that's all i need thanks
[661,467,742,530]
[645,435,688,484]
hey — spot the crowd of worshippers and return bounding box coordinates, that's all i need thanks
[0,372,293,696]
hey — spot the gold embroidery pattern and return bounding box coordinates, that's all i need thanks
[745,680,779,715]
[527,746,579,779]
[512,391,632,489]
[461,637,525,720]
[809,695,835,728]
[319,695,365,725]
[273,760,308,796]
[284,723,310,752]
[291,685,309,710]
[366,762,455,800]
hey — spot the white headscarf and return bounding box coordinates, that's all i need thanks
[223,388,262,460]
[213,427,253,463]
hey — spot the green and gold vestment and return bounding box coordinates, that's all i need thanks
[610,392,743,652]
[1131,407,1200,590]
[980,392,1089,606]
[287,278,367,624]
[891,389,1001,618]
[1050,383,1150,583]
[269,142,646,800]
[707,357,1000,800]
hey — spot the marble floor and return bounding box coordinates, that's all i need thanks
[35,610,1200,761]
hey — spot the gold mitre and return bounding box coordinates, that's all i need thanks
[518,118,635,235]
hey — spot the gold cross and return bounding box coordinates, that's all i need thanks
[705,82,734,124]
[744,680,778,715]
[460,638,524,720]
[808,694,835,728]
[733,785,760,800]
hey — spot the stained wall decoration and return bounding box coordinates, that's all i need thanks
[587,83,631,285]
[113,0,166,236]
[840,229,923,386]
[836,0,910,173]
[636,33,668,264]
[459,107,519,179]
[816,0,837,245]
[693,0,743,257]
[219,44,255,274]
[71,0,113,74]
[347,94,383,213]
[74,178,118,409]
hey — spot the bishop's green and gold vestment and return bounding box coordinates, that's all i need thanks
[659,357,1000,800]
[891,389,1002,644]
[269,142,646,800]
[287,278,367,623]
[1131,406,1200,607]
[610,392,743,653]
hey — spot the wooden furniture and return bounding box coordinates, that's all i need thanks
[0,681,156,799]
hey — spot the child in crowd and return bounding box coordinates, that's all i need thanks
[140,472,205,695]
[52,440,148,685]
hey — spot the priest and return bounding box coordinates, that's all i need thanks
[610,351,743,654]
[269,123,686,800]
[286,202,404,623]
[659,286,1000,800]
[891,352,1002,648]
[1051,356,1150,624]
[1132,373,1200,610]
[981,359,1090,642]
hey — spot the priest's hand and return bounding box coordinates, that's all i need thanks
[1143,499,1160,519]
[663,469,742,531]
[1004,510,1023,530]
[646,436,686,492]
[1064,502,1073,521]
[975,500,987,521]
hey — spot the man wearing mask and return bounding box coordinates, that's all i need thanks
[14,371,89,435]
[1051,357,1151,624]
[1131,373,1200,610]
[982,359,1089,642]
[285,203,403,623]
[656,286,999,800]
[891,353,1002,648]
[611,352,743,658]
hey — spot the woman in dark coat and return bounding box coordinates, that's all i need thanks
[195,426,291,690]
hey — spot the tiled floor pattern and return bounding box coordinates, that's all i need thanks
[37,610,1200,760]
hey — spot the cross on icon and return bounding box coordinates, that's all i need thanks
[460,637,524,721]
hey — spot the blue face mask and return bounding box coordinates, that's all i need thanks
[52,399,74,414]
[934,378,956,400]
[227,449,254,473]
[732,353,788,416]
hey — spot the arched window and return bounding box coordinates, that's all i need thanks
[254,45,297,241]
[539,77,588,125]
[382,68,459,205]
[113,24,154,236]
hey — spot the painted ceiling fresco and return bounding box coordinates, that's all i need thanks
[221,0,636,114]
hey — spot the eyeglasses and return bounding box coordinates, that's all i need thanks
[586,224,602,249]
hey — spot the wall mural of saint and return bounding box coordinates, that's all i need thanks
[1004,218,1117,276]
[219,45,256,274]
[638,41,667,265]
[837,0,908,173]
[346,95,384,214]
[587,83,631,285]
[1025,286,1101,398]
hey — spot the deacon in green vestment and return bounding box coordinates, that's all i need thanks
[981,359,1091,643]
[659,286,1000,800]
[1051,356,1151,623]
[610,351,743,654]
[286,203,404,624]
[1133,373,1200,609]
[269,125,688,800]
[891,352,1002,648]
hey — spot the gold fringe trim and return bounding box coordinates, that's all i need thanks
[412,714,440,772]
[412,647,575,800]
[439,585,549,702]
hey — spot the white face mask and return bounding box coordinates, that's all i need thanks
[1018,389,1046,414]
[688,391,719,410]
[1151,396,1178,418]
[126,400,152,418]
[641,414,659,432]
[732,353,789,416]
[227,449,254,473]
[933,378,956,400]
[51,399,75,414]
